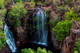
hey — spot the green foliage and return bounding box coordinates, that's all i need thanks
[43,1,50,6]
[52,0,60,6]
[0,7,7,30]
[27,48,35,53]
[0,9,6,50]
[16,0,22,2]
[65,0,72,5]
[29,0,35,8]
[74,39,80,53]
[57,6,66,16]
[5,0,12,5]
[0,21,3,30]
[0,21,6,50]
[0,8,7,19]
[21,47,52,53]
[45,9,51,19]
[0,0,5,8]
[74,51,78,53]
[65,8,78,20]
[21,48,27,53]
[49,16,60,28]
[52,20,72,42]
[37,47,47,53]
[8,2,27,26]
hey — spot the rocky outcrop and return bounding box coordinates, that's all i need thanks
[0,45,11,53]
[7,4,35,47]
[61,20,80,53]
[48,30,61,50]
[16,10,35,47]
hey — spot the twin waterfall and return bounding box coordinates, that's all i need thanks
[33,8,48,45]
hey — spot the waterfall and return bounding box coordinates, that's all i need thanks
[33,8,48,45]
[4,16,17,53]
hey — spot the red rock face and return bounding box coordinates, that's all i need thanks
[61,20,80,53]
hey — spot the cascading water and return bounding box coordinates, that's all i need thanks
[4,16,17,53]
[33,8,48,45]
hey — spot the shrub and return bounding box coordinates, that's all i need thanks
[65,8,78,20]
[0,8,7,19]
[21,48,35,53]
[0,0,7,50]
[49,16,60,28]
[52,0,60,6]
[21,47,52,53]
[16,0,22,2]
[43,0,50,6]
[0,8,7,30]
[74,39,80,53]
[21,48,27,53]
[57,6,66,16]
[0,0,5,8]
[29,0,35,8]
[52,20,72,42]
[64,0,72,5]
[37,47,47,53]
[0,26,6,50]
[74,51,78,53]
[45,9,51,19]
[8,2,27,26]
[65,8,80,23]
[0,10,6,50]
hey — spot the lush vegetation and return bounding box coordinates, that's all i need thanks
[52,20,72,42]
[0,0,80,53]
[0,0,7,50]
[65,8,80,23]
[65,8,79,20]
[0,0,5,8]
[45,9,51,19]
[57,6,66,16]
[0,30,6,50]
[8,2,28,26]
[49,16,60,28]
[74,39,80,53]
[16,0,22,2]
[21,47,52,53]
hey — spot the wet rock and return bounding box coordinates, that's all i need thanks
[48,29,61,51]
[51,30,61,49]
[61,20,80,53]
[0,44,11,53]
